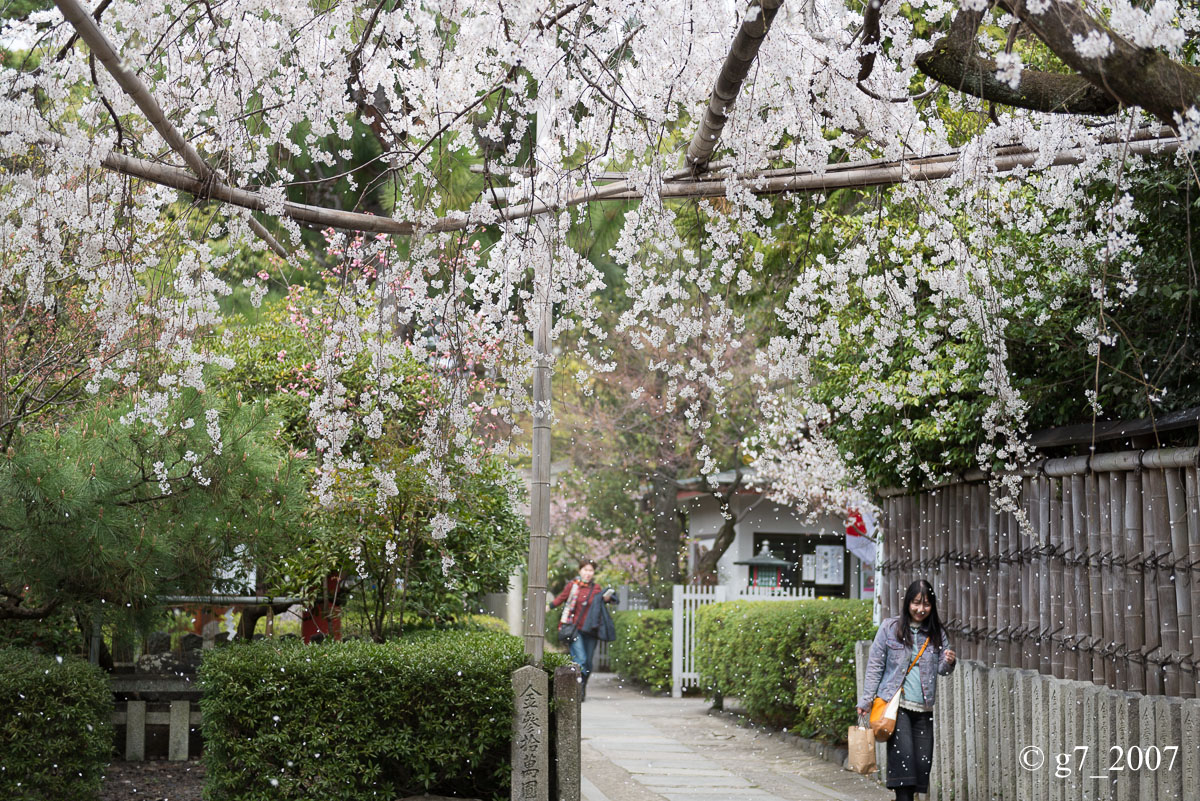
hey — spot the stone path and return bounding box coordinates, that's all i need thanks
[580,673,891,801]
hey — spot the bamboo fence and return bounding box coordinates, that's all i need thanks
[878,446,1200,699]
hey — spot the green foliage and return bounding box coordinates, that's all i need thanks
[0,390,307,620]
[796,159,1200,489]
[0,607,82,655]
[695,600,875,742]
[609,610,672,693]
[0,648,112,800]
[199,631,568,801]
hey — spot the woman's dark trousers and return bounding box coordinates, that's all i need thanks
[886,707,934,799]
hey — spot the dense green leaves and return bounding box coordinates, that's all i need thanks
[0,390,307,621]
[199,631,567,801]
[695,600,874,742]
[609,609,672,693]
[0,648,112,800]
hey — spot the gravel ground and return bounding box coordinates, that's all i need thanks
[101,760,205,801]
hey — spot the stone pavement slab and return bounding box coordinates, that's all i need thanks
[581,673,891,801]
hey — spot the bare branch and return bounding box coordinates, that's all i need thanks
[53,0,290,257]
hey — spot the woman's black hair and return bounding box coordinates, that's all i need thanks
[578,559,597,571]
[896,579,944,647]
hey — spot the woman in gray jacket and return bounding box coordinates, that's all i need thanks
[856,580,957,801]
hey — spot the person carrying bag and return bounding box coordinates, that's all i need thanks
[856,580,956,801]
[548,559,618,700]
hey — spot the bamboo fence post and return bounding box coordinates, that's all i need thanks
[1070,473,1092,681]
[998,496,1014,667]
[883,498,895,617]
[1160,468,1188,697]
[967,483,978,660]
[933,487,945,614]
[1097,471,1117,688]
[972,482,986,663]
[1108,471,1127,690]
[1049,477,1066,679]
[1037,476,1053,674]
[1143,469,1168,695]
[981,488,994,665]
[1009,497,1023,668]
[1061,476,1079,680]
[955,484,964,652]
[1165,467,1193,699]
[1124,470,1147,693]
[1022,477,1038,670]
[1020,479,1036,669]
[1085,473,1105,683]
[1187,468,1200,698]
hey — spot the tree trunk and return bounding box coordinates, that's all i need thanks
[691,470,745,584]
[235,602,294,640]
[650,471,682,607]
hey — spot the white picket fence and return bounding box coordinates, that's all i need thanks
[671,584,813,697]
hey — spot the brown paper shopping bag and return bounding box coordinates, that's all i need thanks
[847,725,878,775]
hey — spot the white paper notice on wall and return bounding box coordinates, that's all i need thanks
[814,545,844,585]
[801,554,816,582]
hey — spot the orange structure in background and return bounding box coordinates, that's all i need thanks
[302,574,343,643]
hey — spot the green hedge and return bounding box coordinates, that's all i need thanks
[199,630,568,801]
[0,648,113,800]
[696,600,875,742]
[609,610,672,693]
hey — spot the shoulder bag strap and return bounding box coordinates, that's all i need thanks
[903,637,930,678]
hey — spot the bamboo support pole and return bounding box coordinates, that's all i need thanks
[685,0,784,173]
[54,0,288,258]
[1165,468,1192,698]
[1068,474,1089,681]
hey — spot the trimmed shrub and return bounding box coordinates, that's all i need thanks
[695,600,875,742]
[199,629,568,801]
[0,648,113,800]
[609,610,672,693]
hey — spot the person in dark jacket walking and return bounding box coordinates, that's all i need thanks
[857,579,957,801]
[549,559,617,699]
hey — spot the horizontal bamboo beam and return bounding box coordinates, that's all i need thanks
[878,446,1200,496]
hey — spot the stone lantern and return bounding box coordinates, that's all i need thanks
[734,543,792,589]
